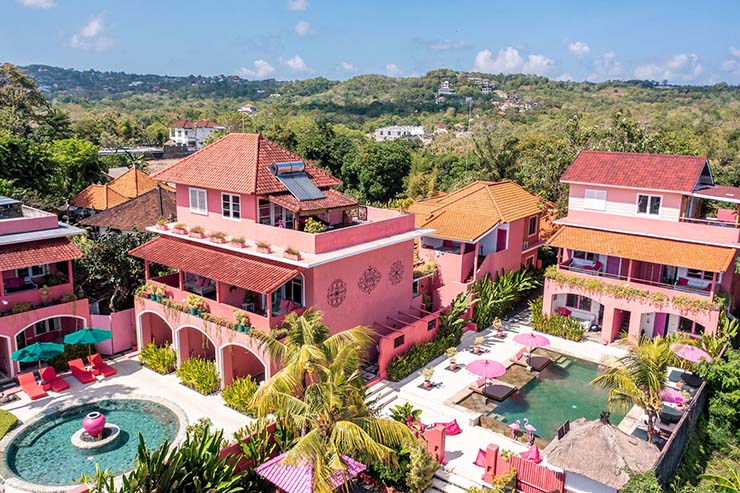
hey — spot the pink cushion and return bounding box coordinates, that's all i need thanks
[279,299,291,313]
[197,277,208,287]
[677,277,689,286]
[473,448,487,467]
[476,377,486,387]
[556,307,572,317]
[717,208,737,222]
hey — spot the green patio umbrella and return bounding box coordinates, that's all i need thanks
[12,342,65,373]
[64,327,113,356]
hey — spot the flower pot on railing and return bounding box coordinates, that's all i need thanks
[189,307,198,315]
[231,241,247,249]
[283,251,301,261]
[172,224,187,235]
[256,243,271,254]
[209,233,227,244]
[156,223,169,231]
[189,231,206,239]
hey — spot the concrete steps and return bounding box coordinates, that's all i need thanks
[427,468,484,493]
[366,380,397,411]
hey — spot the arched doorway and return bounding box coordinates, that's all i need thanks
[12,315,87,376]
[176,325,216,362]
[219,343,267,386]
[138,311,174,348]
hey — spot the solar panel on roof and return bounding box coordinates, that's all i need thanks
[272,162,325,201]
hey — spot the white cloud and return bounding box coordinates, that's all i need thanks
[16,0,55,9]
[235,59,275,79]
[568,41,590,58]
[339,61,356,72]
[294,20,313,36]
[283,55,310,72]
[555,73,572,82]
[287,0,307,11]
[634,53,703,82]
[473,47,553,75]
[385,63,403,77]
[429,40,466,51]
[70,13,113,51]
[721,47,740,78]
[587,51,623,81]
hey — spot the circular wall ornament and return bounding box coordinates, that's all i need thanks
[327,279,347,308]
[389,260,404,285]
[358,266,382,294]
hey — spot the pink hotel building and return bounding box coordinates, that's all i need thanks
[131,133,440,383]
[544,151,740,344]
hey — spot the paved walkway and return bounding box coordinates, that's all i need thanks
[378,308,630,488]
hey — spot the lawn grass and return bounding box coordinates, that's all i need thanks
[0,409,18,439]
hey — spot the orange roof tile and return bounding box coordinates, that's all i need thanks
[129,236,299,294]
[0,238,83,271]
[268,189,358,214]
[409,180,541,242]
[70,185,128,210]
[70,168,171,211]
[547,226,736,272]
[152,133,341,196]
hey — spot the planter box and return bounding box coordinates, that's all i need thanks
[283,252,301,261]
[210,237,227,244]
[172,228,187,235]
[256,246,271,254]
[156,224,169,231]
[189,232,206,239]
[231,241,248,249]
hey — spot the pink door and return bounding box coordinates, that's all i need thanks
[606,256,621,277]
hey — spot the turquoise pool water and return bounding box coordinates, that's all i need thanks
[493,356,626,439]
[5,399,180,486]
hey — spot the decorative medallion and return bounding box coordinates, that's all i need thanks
[358,266,382,294]
[389,260,404,285]
[327,279,347,308]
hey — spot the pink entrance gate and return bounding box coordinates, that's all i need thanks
[484,444,564,493]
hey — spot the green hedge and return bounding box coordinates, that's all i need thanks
[140,342,177,374]
[47,344,90,372]
[221,376,258,415]
[0,409,17,439]
[177,357,221,395]
[386,332,459,382]
[529,296,585,341]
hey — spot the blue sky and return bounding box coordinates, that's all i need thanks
[4,0,740,84]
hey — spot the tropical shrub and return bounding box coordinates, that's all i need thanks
[389,402,422,423]
[177,357,220,395]
[139,342,177,374]
[368,444,411,490]
[529,296,584,341]
[48,343,91,372]
[406,443,438,493]
[0,410,17,439]
[470,269,539,329]
[303,217,327,233]
[234,419,278,491]
[622,471,663,493]
[221,376,258,415]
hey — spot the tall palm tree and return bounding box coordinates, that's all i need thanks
[591,337,676,443]
[701,462,740,493]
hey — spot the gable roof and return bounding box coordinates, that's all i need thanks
[409,180,541,242]
[71,168,171,211]
[168,119,222,129]
[152,133,341,196]
[81,187,176,232]
[561,150,709,193]
[0,237,83,271]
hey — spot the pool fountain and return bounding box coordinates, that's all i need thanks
[0,395,187,492]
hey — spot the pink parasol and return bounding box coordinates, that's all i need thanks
[256,452,366,493]
[519,445,542,463]
[671,343,712,364]
[513,332,550,349]
[467,359,506,379]
[660,387,687,404]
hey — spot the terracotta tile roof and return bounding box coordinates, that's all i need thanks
[81,188,176,231]
[71,168,171,211]
[168,119,222,129]
[409,180,541,242]
[0,238,83,271]
[548,226,736,272]
[129,235,299,294]
[561,150,709,192]
[152,133,341,195]
[268,189,358,214]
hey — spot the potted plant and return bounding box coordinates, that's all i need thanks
[446,347,458,370]
[474,336,485,354]
[154,285,165,303]
[60,292,77,304]
[173,223,187,234]
[283,247,301,261]
[303,217,327,234]
[493,318,505,338]
[39,285,50,305]
[256,241,271,254]
[189,226,206,239]
[233,310,250,333]
[420,367,434,389]
[209,231,227,244]
[156,217,169,230]
[231,236,247,248]
[186,294,202,316]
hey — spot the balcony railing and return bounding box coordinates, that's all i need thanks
[679,216,740,229]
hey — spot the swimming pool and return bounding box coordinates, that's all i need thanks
[492,355,626,439]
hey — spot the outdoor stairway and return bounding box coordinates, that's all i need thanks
[366,379,397,411]
[427,468,485,493]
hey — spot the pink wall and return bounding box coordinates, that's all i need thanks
[377,309,440,379]
[306,240,416,333]
[313,212,415,253]
[92,309,135,355]
[1,282,74,308]
[569,184,684,220]
[0,207,59,235]
[175,185,257,236]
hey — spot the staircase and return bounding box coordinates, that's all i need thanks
[365,380,397,411]
[427,468,486,493]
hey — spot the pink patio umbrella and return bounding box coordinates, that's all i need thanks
[660,387,687,404]
[519,444,542,463]
[671,343,712,364]
[513,332,550,367]
[467,359,507,381]
[255,452,366,493]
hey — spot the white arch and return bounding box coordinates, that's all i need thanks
[136,309,175,351]
[174,324,218,366]
[12,314,87,340]
[9,314,87,377]
[217,341,269,383]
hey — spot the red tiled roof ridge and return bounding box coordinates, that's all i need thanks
[574,149,708,161]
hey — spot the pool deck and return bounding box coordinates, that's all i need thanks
[377,308,630,489]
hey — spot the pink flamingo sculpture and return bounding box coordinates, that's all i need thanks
[508,419,521,439]
[524,418,537,445]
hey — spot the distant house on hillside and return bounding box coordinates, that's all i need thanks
[168,120,225,150]
[374,125,425,142]
[438,80,454,96]
[81,186,176,234]
[238,103,257,115]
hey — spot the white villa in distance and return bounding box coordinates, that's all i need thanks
[168,119,225,150]
[374,125,425,142]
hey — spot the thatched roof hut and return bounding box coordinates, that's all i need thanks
[542,416,660,490]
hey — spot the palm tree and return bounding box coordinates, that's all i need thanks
[701,462,740,493]
[250,309,415,493]
[591,337,676,443]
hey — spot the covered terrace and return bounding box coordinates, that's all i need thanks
[683,185,740,229]
[261,189,360,232]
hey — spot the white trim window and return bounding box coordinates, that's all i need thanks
[584,189,607,211]
[221,193,241,220]
[16,264,49,279]
[637,194,661,216]
[34,318,61,337]
[189,187,208,215]
[686,269,714,281]
[527,216,538,236]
